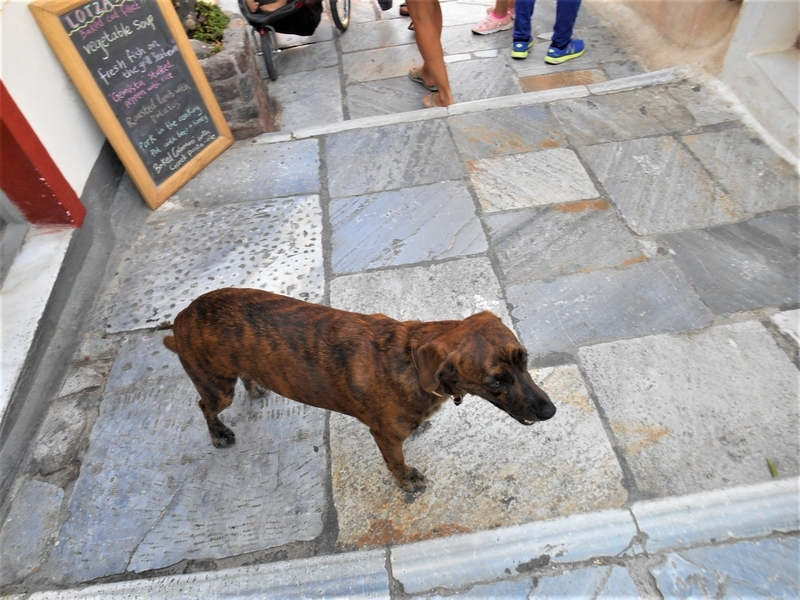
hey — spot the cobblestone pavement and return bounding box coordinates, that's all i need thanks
[1,0,799,597]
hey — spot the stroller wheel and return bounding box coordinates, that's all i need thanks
[330,0,349,31]
[258,27,278,81]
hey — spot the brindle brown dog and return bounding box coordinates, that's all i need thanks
[163,288,556,492]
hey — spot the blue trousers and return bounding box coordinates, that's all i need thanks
[513,0,582,48]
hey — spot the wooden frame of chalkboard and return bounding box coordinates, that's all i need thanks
[31,0,234,209]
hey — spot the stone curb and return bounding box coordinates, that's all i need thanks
[30,550,390,600]
[0,228,75,427]
[26,477,797,599]
[390,508,637,595]
[247,66,692,145]
[631,476,799,553]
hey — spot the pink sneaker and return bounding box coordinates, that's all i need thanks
[472,11,514,35]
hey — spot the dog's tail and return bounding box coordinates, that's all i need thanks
[157,321,177,353]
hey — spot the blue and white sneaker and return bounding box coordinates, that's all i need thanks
[511,38,534,59]
[545,38,585,64]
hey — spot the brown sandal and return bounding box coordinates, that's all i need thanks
[399,2,409,16]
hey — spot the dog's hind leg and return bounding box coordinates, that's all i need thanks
[180,359,238,448]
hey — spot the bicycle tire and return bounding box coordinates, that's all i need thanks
[330,0,350,31]
[259,28,278,81]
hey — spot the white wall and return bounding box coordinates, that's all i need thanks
[721,0,799,162]
[0,0,107,199]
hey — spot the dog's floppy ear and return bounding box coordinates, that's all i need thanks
[413,341,450,396]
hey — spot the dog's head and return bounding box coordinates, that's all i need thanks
[413,312,556,425]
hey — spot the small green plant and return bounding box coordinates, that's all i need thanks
[192,1,230,55]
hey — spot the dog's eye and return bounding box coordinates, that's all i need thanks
[488,378,502,389]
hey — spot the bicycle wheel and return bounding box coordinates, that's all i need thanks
[259,28,278,81]
[330,0,349,31]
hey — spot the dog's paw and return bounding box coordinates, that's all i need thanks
[399,467,427,493]
[211,425,236,448]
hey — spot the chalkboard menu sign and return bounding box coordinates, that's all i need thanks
[31,0,233,209]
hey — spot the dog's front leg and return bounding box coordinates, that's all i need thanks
[369,428,427,493]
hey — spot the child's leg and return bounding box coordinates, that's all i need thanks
[512,0,535,42]
[551,0,581,48]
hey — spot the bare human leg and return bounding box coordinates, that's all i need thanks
[406,0,453,107]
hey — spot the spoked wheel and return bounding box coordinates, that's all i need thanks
[257,27,278,81]
[330,0,350,31]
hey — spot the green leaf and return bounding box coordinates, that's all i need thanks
[766,458,779,478]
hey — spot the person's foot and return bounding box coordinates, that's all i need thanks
[544,39,585,64]
[472,12,513,35]
[409,67,438,91]
[511,37,534,59]
[399,2,409,16]
[423,91,445,108]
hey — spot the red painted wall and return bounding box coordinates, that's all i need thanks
[0,81,86,227]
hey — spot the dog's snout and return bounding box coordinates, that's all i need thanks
[537,400,556,421]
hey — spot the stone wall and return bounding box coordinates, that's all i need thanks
[200,15,277,140]
[586,0,742,75]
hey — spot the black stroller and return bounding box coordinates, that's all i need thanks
[238,0,349,81]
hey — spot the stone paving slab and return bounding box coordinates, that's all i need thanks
[32,395,89,476]
[46,333,328,584]
[484,200,644,284]
[530,565,640,599]
[548,88,695,147]
[659,209,800,314]
[448,103,568,161]
[325,119,463,198]
[329,364,627,549]
[162,140,320,208]
[446,55,523,104]
[650,537,799,599]
[579,136,740,235]
[345,78,429,120]
[578,321,799,497]
[441,23,510,56]
[266,66,344,131]
[105,195,324,332]
[330,256,510,325]
[0,480,63,583]
[521,67,609,93]
[274,40,339,76]
[508,260,713,357]
[683,126,800,216]
[469,147,598,212]
[439,1,491,27]
[665,80,741,127]
[342,44,421,85]
[329,181,486,275]
[772,309,800,345]
[339,18,414,54]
